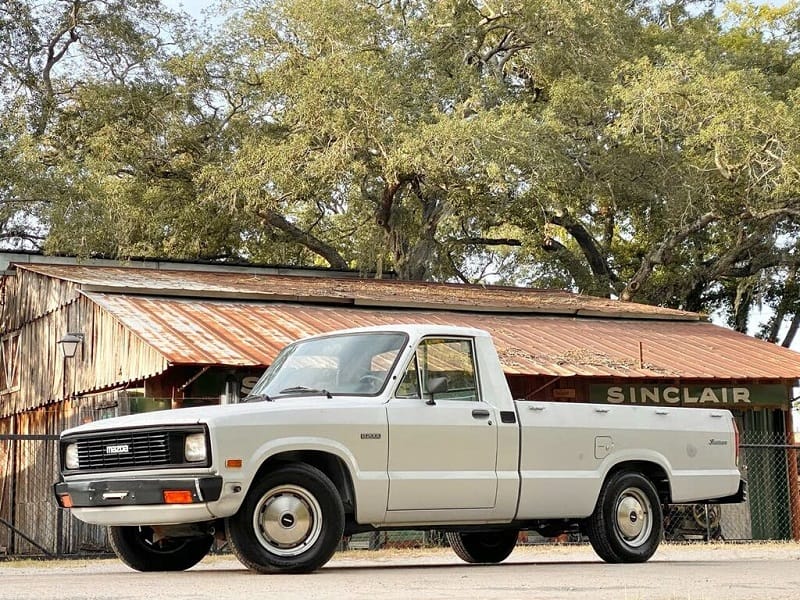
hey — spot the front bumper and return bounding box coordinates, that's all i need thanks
[54,476,223,508]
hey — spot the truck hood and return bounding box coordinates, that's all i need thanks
[61,396,381,436]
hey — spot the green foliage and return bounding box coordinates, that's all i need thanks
[2,0,800,343]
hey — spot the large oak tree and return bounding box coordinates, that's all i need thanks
[1,0,799,343]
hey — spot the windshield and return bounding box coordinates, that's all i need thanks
[248,332,408,399]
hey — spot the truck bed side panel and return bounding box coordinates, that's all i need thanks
[515,402,740,520]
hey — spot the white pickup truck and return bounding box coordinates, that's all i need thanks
[54,325,744,573]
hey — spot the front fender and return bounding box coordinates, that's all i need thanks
[210,436,388,524]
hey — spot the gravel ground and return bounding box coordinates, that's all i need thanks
[2,542,800,600]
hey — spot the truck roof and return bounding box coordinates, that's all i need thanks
[301,323,492,340]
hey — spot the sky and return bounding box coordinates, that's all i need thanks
[162,0,218,16]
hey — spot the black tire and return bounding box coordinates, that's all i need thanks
[446,530,518,564]
[109,525,213,572]
[586,471,663,563]
[225,463,345,573]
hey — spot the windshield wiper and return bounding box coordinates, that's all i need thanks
[243,393,273,403]
[278,386,333,399]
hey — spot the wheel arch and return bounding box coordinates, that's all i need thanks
[251,450,357,517]
[605,460,672,504]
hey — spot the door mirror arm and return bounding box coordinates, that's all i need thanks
[425,377,449,406]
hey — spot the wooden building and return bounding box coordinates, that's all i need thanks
[2,252,800,554]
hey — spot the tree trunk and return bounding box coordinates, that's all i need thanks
[377,177,444,281]
[781,313,800,349]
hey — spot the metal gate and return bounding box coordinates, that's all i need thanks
[0,434,107,557]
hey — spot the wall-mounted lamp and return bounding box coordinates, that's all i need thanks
[57,332,84,358]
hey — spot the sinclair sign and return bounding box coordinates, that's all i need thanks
[589,384,787,407]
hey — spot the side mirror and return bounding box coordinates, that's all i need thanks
[425,376,448,405]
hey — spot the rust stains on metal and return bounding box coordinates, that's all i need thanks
[84,294,800,380]
[18,263,701,321]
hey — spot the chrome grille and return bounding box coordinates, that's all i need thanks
[75,431,172,471]
[61,426,209,474]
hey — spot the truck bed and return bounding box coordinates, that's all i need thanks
[514,401,741,519]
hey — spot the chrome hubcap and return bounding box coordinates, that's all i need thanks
[253,484,322,556]
[614,487,652,547]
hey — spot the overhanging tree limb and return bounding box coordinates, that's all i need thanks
[781,312,800,349]
[620,211,719,302]
[548,211,618,294]
[453,237,522,246]
[258,208,348,270]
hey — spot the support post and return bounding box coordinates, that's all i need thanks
[8,418,16,554]
[784,409,800,541]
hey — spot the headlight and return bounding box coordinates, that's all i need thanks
[64,443,79,470]
[184,432,207,463]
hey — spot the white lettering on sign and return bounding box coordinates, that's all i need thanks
[607,387,625,404]
[605,387,751,405]
[105,444,130,455]
[663,387,680,404]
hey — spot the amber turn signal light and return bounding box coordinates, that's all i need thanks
[58,493,73,508]
[163,490,194,504]
[226,459,243,468]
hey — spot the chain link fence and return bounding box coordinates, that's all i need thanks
[2,432,798,558]
[661,431,798,542]
[0,434,108,557]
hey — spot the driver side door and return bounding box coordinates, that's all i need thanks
[385,337,499,516]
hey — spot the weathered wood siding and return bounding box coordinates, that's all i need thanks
[75,295,169,398]
[1,283,168,418]
[0,269,80,332]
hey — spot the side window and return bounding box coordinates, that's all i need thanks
[417,338,479,402]
[396,355,421,398]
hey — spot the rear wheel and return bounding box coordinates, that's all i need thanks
[446,530,518,564]
[586,471,663,563]
[226,463,344,573]
[109,526,213,572]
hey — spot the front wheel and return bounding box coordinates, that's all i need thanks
[446,530,518,564]
[109,526,213,571]
[226,463,344,573]
[585,471,663,563]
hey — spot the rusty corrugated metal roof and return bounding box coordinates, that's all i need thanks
[18,263,701,320]
[84,293,800,380]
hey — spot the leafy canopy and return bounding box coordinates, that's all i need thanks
[2,0,799,343]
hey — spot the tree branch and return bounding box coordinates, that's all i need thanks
[781,312,800,349]
[620,211,719,302]
[258,209,348,270]
[548,210,618,292]
[34,0,81,135]
[453,237,522,246]
[540,236,593,290]
[376,173,417,231]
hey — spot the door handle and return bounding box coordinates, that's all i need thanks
[471,409,491,419]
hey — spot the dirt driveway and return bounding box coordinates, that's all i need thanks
[2,543,800,600]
